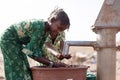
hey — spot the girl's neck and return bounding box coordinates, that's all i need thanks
[44,21,50,32]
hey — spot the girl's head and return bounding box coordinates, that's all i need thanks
[48,8,70,38]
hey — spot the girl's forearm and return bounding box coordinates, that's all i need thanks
[46,47,59,56]
[31,57,51,66]
[45,42,60,56]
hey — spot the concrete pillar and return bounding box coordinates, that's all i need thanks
[96,28,117,80]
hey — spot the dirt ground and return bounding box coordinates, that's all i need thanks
[0,46,120,80]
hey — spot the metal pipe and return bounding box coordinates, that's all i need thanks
[62,41,97,55]
[66,41,96,46]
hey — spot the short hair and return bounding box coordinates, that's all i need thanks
[48,8,70,29]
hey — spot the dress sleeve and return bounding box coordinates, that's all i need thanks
[22,19,46,58]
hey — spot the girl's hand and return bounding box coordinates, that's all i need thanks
[56,54,64,60]
[57,54,72,60]
[64,54,72,59]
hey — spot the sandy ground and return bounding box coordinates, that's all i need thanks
[0,47,120,80]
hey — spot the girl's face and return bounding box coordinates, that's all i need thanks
[50,20,68,38]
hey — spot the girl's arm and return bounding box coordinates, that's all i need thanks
[45,42,64,60]
[31,56,68,67]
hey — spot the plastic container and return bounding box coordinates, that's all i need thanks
[86,71,96,80]
[31,65,89,80]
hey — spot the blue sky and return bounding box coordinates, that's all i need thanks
[0,0,105,41]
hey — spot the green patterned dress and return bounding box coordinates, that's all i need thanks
[0,19,49,80]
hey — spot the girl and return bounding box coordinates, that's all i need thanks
[0,8,70,80]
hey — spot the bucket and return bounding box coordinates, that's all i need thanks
[31,65,89,80]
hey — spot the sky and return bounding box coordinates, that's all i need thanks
[0,0,108,41]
